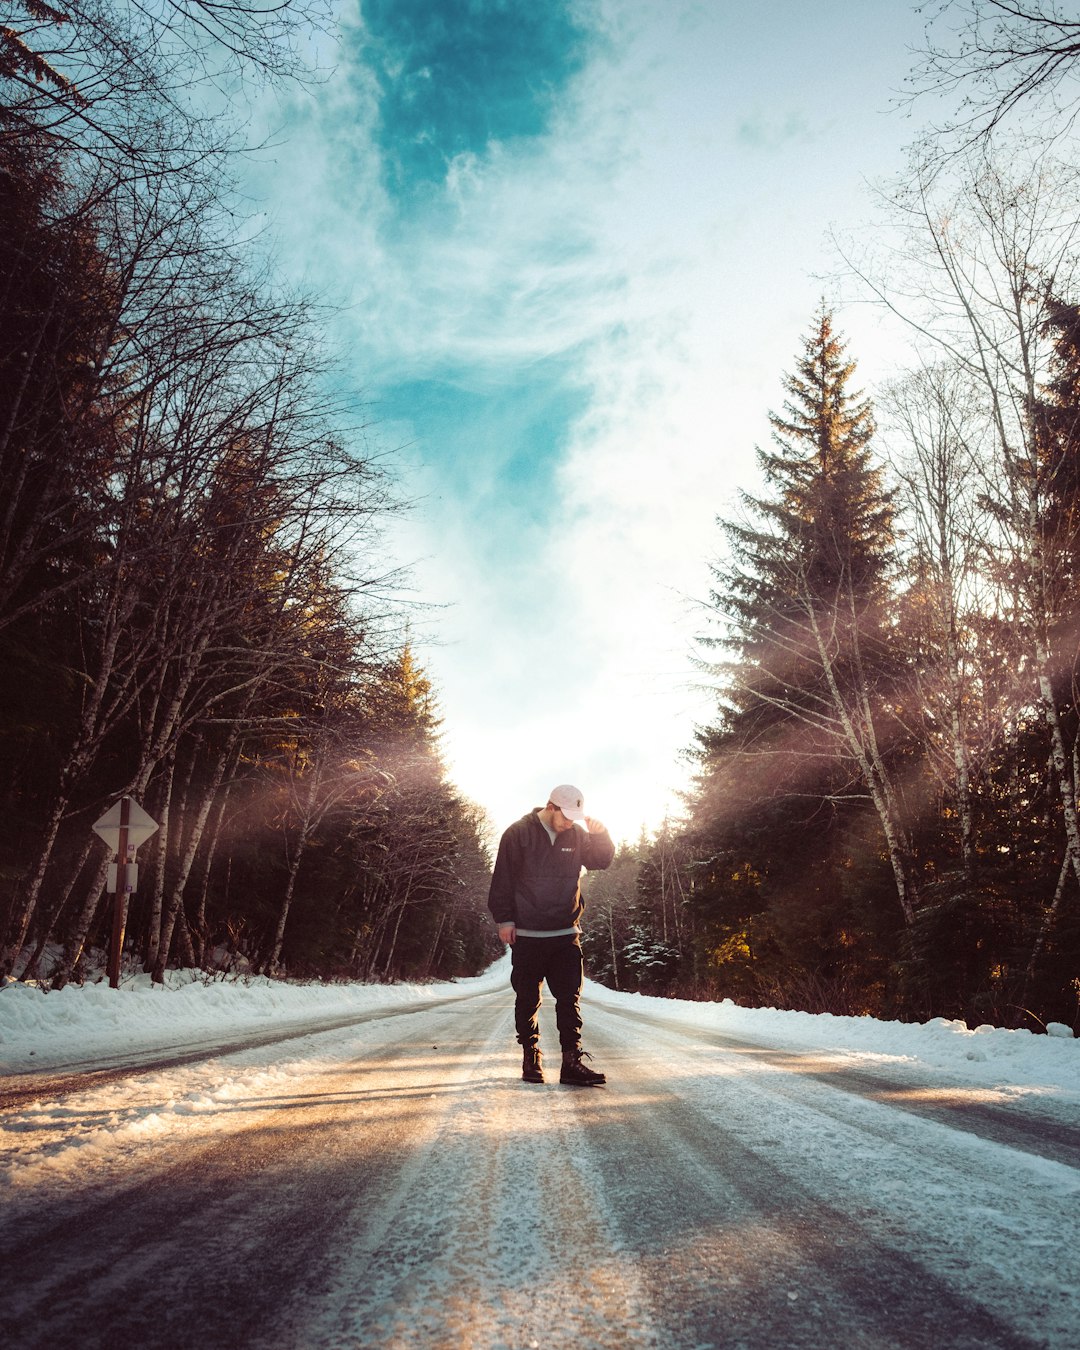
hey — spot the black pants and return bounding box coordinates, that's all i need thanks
[510,934,584,1051]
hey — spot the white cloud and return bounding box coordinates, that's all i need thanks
[248,0,942,841]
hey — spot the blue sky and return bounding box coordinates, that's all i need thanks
[248,0,945,841]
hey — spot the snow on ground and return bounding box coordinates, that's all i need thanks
[0,960,509,1075]
[586,981,1080,1108]
[0,954,1076,1095]
[2,960,1077,1347]
[0,955,1077,1199]
[0,961,509,1203]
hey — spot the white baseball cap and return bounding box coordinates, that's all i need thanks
[548,784,586,822]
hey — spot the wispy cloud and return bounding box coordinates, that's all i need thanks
[248,0,935,838]
[736,110,815,150]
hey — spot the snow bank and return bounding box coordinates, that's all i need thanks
[1,954,1076,1100]
[586,982,1079,1097]
[0,960,509,1075]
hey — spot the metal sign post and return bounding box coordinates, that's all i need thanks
[93,797,159,989]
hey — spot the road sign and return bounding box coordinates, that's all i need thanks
[93,799,159,852]
[93,797,160,989]
[107,863,139,894]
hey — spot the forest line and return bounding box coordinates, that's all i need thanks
[3,2,1080,1032]
[0,0,499,986]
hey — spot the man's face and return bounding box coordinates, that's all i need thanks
[551,806,578,834]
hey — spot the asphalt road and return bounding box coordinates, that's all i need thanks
[2,989,1077,1348]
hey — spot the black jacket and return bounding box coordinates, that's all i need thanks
[487,809,615,932]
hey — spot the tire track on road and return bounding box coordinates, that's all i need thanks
[591,997,1080,1169]
[569,1000,1066,1349]
[0,990,488,1111]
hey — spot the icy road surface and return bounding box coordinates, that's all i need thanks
[2,987,1078,1349]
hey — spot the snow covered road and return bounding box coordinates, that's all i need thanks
[2,985,1078,1348]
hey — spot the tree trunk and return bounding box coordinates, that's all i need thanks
[0,792,70,975]
[264,840,307,975]
[809,600,918,925]
[154,743,234,983]
[1024,848,1072,993]
[143,754,176,971]
[382,901,407,981]
[609,901,620,991]
[1036,657,1080,891]
[17,833,99,982]
[50,852,111,989]
[192,780,234,967]
[0,576,140,974]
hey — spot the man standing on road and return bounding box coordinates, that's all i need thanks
[488,784,615,1087]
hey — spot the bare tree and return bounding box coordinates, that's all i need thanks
[1,0,331,148]
[0,0,441,987]
[882,361,997,880]
[911,1,1080,151]
[851,144,1080,911]
[2,263,398,979]
[262,709,387,975]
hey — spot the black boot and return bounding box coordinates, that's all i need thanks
[560,1047,606,1087]
[522,1044,544,1083]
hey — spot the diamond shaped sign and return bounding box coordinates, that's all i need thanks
[93,798,159,853]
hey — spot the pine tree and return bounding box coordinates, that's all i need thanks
[1037,295,1080,624]
[724,306,894,720]
[688,309,911,1010]
[1015,294,1080,998]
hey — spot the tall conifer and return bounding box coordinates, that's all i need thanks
[689,309,909,1007]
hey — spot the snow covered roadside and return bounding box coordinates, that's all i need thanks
[3,965,1078,1348]
[0,960,512,1205]
[587,981,1080,1110]
[0,958,511,1076]
[0,955,1077,1246]
[1,952,1075,1102]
